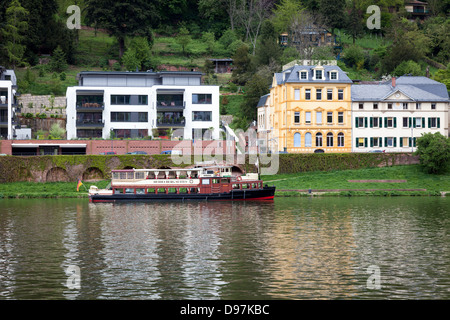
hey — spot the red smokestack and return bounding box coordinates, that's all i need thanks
[392,77,396,87]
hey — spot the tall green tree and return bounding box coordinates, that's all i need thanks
[231,44,252,86]
[415,132,450,174]
[85,0,158,58]
[318,0,346,33]
[176,27,191,56]
[240,73,269,122]
[1,0,29,69]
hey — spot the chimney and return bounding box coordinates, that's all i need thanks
[392,77,396,87]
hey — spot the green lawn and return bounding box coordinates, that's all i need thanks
[0,180,110,199]
[261,165,450,196]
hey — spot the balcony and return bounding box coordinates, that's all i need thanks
[76,119,105,128]
[156,118,186,128]
[76,102,105,111]
[156,93,185,111]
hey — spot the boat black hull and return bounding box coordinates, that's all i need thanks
[90,187,276,203]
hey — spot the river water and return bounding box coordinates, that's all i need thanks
[0,197,448,300]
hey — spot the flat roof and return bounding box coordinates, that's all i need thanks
[12,143,87,148]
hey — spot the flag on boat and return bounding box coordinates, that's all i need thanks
[77,179,83,192]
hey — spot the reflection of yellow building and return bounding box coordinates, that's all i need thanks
[258,64,353,153]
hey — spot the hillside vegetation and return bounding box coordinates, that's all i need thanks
[0,0,448,128]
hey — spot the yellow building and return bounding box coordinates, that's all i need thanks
[258,64,353,153]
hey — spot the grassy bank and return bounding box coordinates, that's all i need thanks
[261,165,450,197]
[0,165,448,199]
[0,180,110,199]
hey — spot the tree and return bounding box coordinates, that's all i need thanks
[121,48,140,71]
[50,45,67,73]
[231,44,252,85]
[49,123,66,140]
[433,63,450,91]
[84,0,158,58]
[240,73,269,121]
[254,20,282,67]
[393,60,422,77]
[122,37,153,71]
[176,27,191,56]
[415,132,450,174]
[271,0,305,34]
[381,17,431,74]
[202,32,216,54]
[318,0,346,33]
[1,0,29,69]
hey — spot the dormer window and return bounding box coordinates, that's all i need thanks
[300,71,308,80]
[315,69,323,80]
[330,71,338,80]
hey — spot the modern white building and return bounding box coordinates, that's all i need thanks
[0,66,19,140]
[66,71,220,140]
[352,76,449,152]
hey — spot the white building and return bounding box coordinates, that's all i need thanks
[66,71,220,140]
[352,76,449,152]
[0,67,18,139]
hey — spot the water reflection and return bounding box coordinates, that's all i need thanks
[0,197,449,299]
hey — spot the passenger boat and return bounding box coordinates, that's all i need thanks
[88,165,276,203]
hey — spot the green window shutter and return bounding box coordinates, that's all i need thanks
[409,137,412,147]
[422,118,425,128]
[379,137,382,147]
[428,118,431,128]
[400,137,403,147]
[355,118,359,128]
[384,117,387,128]
[355,138,358,147]
[393,137,397,147]
[393,117,397,128]
[370,117,373,128]
[370,137,373,147]
[437,118,440,128]
[379,117,382,128]
[364,117,368,128]
[364,138,368,147]
[409,117,412,128]
[384,137,387,147]
[413,117,416,128]
[413,137,417,147]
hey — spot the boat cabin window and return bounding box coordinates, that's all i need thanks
[168,188,177,194]
[136,188,145,194]
[114,188,124,194]
[232,184,239,189]
[125,188,134,194]
[221,178,230,184]
[212,178,220,184]
[179,188,188,194]
[135,172,145,180]
[241,184,248,189]
[202,179,210,185]
[206,170,214,174]
[147,188,156,193]
[157,188,166,194]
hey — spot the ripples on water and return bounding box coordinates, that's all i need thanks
[0,197,448,300]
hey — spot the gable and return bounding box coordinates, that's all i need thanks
[383,90,414,101]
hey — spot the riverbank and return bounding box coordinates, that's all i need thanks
[0,165,448,199]
[262,165,449,197]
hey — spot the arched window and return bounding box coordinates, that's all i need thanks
[315,132,323,147]
[294,132,301,147]
[305,132,312,147]
[327,132,333,147]
[338,132,344,147]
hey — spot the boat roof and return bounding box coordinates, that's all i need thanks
[112,166,233,172]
